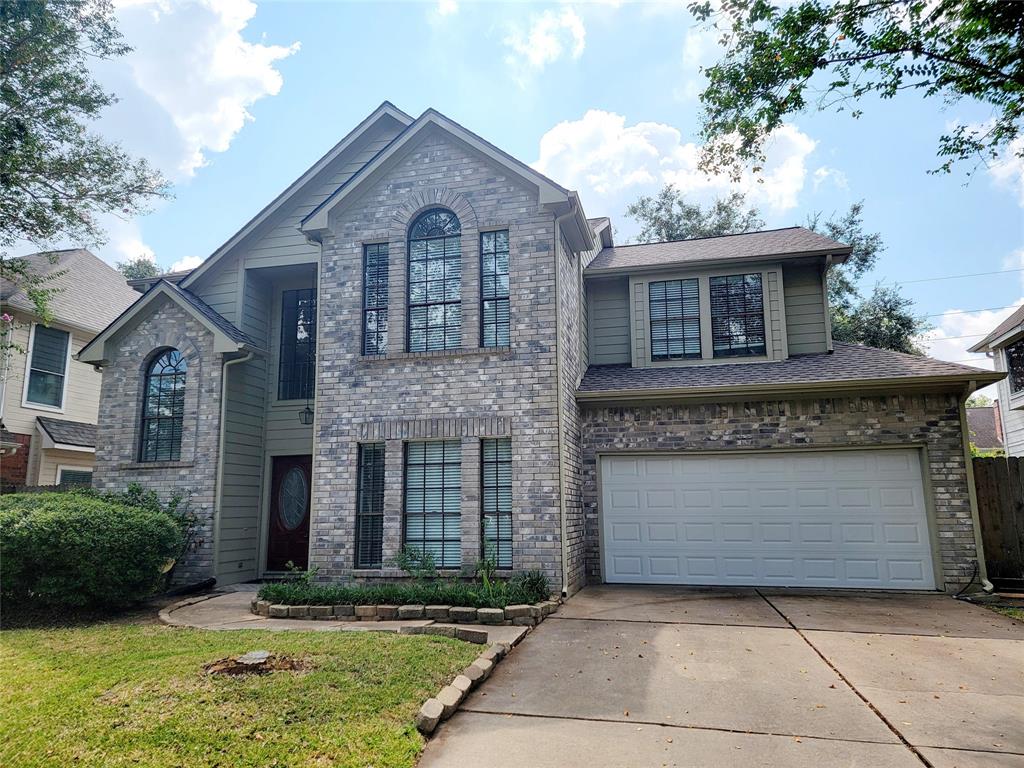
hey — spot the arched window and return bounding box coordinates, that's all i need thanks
[139,349,187,462]
[408,208,461,352]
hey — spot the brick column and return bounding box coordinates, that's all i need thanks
[382,438,405,564]
[460,436,481,570]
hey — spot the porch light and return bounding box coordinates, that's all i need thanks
[298,405,314,425]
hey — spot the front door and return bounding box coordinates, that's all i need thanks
[266,455,312,571]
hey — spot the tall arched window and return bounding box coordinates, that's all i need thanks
[139,349,187,462]
[408,208,461,352]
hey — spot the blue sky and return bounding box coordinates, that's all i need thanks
[62,0,1024,379]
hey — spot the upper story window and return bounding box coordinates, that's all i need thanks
[140,349,186,462]
[649,279,700,361]
[481,230,510,347]
[278,288,316,400]
[1007,339,1024,394]
[24,324,70,409]
[363,243,389,354]
[408,209,461,352]
[710,273,766,358]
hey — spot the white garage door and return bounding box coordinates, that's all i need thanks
[601,449,936,589]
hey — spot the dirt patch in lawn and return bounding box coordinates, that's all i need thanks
[203,651,309,676]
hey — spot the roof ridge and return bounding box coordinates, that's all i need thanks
[607,226,805,250]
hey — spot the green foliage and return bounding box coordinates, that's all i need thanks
[967,394,994,407]
[387,546,439,582]
[689,0,1024,178]
[0,490,184,608]
[970,442,1005,458]
[807,202,884,312]
[116,257,163,280]
[626,187,764,242]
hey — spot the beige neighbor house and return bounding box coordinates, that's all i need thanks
[969,305,1024,456]
[80,102,1003,594]
[1,249,138,490]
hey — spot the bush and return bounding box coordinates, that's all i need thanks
[0,491,184,608]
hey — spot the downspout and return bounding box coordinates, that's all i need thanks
[958,380,995,593]
[553,206,575,597]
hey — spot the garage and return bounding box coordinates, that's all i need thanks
[600,449,937,589]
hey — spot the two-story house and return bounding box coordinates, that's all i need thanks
[79,103,1002,594]
[1,249,138,490]
[969,306,1024,455]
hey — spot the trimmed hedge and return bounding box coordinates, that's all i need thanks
[0,492,184,608]
[258,570,550,609]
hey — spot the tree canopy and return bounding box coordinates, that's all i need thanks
[625,188,764,241]
[117,257,162,281]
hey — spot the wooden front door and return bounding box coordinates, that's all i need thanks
[266,455,312,571]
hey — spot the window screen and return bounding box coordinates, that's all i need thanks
[363,243,389,354]
[481,230,510,347]
[649,279,700,360]
[355,443,385,568]
[481,437,512,568]
[404,440,462,568]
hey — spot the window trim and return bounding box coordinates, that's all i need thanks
[709,272,767,359]
[362,242,390,355]
[480,437,513,569]
[276,286,317,402]
[402,438,463,569]
[648,278,701,361]
[138,348,187,463]
[56,465,93,486]
[22,322,72,413]
[406,208,463,353]
[480,229,510,348]
[1006,339,1024,395]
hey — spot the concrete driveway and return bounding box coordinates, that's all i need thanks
[420,586,1024,768]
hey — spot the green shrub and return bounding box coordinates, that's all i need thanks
[0,491,184,608]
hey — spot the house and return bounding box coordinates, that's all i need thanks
[0,249,138,489]
[966,404,1004,454]
[79,102,1003,594]
[968,306,1024,456]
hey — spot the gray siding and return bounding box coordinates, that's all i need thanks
[586,277,630,365]
[783,263,829,355]
[264,274,315,458]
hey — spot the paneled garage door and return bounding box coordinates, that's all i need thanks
[600,449,936,589]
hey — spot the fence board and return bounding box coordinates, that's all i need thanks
[973,457,1024,587]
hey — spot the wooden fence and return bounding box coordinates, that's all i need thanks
[973,457,1024,588]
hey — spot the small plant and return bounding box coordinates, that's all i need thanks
[388,546,438,583]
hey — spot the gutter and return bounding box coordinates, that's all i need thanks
[584,248,852,279]
[958,380,995,593]
[553,206,577,598]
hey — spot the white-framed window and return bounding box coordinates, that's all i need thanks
[23,323,71,411]
[57,466,93,487]
[1006,339,1024,394]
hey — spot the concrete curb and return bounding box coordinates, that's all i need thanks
[158,591,222,627]
[415,642,510,736]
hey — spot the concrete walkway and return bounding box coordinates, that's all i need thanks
[421,586,1024,768]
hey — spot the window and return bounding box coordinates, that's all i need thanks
[481,437,512,568]
[139,349,186,463]
[481,230,510,347]
[355,443,385,568]
[404,440,461,568]
[363,243,389,354]
[709,273,766,357]
[25,325,70,408]
[58,468,92,487]
[649,279,700,361]
[1007,340,1024,394]
[407,209,461,352]
[278,288,316,400]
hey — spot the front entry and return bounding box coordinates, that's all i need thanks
[266,455,312,571]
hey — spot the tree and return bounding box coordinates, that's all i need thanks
[117,257,162,280]
[688,0,1024,178]
[966,394,994,407]
[625,187,764,242]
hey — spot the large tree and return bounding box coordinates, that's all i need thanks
[689,0,1024,178]
[117,257,162,280]
[625,188,764,241]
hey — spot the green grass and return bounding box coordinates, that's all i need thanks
[0,623,479,768]
[989,605,1024,621]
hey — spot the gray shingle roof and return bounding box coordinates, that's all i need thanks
[36,416,97,448]
[578,343,1003,398]
[163,281,262,348]
[1,249,139,332]
[968,304,1024,352]
[586,227,851,274]
[966,407,1002,450]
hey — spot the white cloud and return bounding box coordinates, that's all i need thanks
[503,8,585,85]
[169,255,204,273]
[813,166,849,191]
[436,0,458,15]
[988,136,1024,207]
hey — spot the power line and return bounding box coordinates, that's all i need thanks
[920,332,987,341]
[893,267,1024,285]
[923,305,1020,318]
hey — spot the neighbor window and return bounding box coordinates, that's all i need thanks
[407,209,462,352]
[25,324,70,408]
[481,230,510,347]
[139,349,186,463]
[1007,340,1024,394]
[649,279,700,361]
[404,440,462,568]
[709,273,766,357]
[362,243,389,354]
[481,437,512,569]
[278,288,316,400]
[58,468,92,487]
[355,443,385,568]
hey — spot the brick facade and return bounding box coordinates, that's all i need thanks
[579,394,979,591]
[1,431,31,489]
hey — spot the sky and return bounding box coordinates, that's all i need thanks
[37,0,1024,390]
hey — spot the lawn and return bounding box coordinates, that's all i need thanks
[0,622,479,768]
[989,604,1024,622]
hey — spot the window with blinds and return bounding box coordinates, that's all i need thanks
[481,230,510,347]
[649,279,701,360]
[139,349,186,462]
[58,468,93,487]
[481,437,512,568]
[362,243,389,355]
[709,273,766,357]
[404,440,462,568]
[25,325,70,408]
[355,443,385,568]
[408,209,462,352]
[278,288,317,399]
[1008,340,1024,394]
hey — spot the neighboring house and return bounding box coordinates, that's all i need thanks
[80,102,1003,594]
[966,405,1004,454]
[969,306,1024,456]
[0,249,138,489]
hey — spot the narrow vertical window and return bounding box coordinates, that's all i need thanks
[481,230,510,347]
[1007,340,1024,394]
[362,243,389,354]
[649,279,700,361]
[407,209,461,352]
[25,325,70,408]
[404,440,462,568]
[481,437,512,568]
[140,349,186,462]
[355,443,385,568]
[278,288,317,400]
[709,273,766,357]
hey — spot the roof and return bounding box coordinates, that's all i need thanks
[968,304,1024,352]
[1,249,138,332]
[127,269,192,293]
[578,343,1004,401]
[36,416,97,449]
[966,406,1003,450]
[585,227,852,275]
[166,281,261,347]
